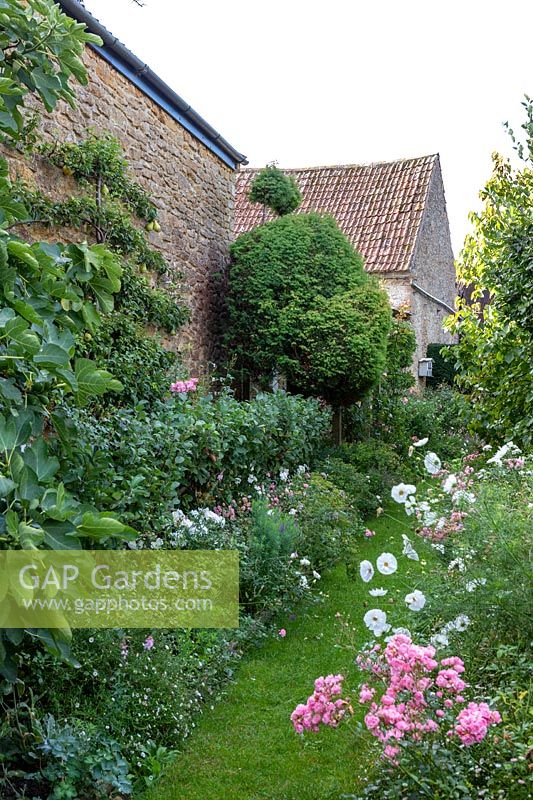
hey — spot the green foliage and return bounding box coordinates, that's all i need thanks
[318,457,379,516]
[249,164,302,216]
[0,0,101,141]
[447,97,533,446]
[14,133,189,401]
[240,501,300,616]
[351,736,530,800]
[41,131,157,220]
[77,314,179,406]
[419,466,533,656]
[383,317,417,395]
[9,628,238,790]
[225,213,391,404]
[66,390,331,533]
[371,465,533,800]
[0,4,135,679]
[334,438,404,498]
[426,343,456,387]
[284,472,365,569]
[38,716,132,799]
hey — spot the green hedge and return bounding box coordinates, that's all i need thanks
[426,343,456,387]
[66,390,331,534]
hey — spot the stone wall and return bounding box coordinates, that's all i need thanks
[409,157,457,379]
[3,47,237,374]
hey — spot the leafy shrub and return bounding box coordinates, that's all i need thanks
[284,473,365,569]
[38,717,132,800]
[66,390,330,532]
[417,462,533,658]
[426,343,456,387]
[239,502,302,616]
[224,213,391,404]
[335,439,404,497]
[17,628,240,776]
[447,98,533,446]
[248,164,301,216]
[318,457,378,516]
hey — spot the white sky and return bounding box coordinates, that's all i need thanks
[84,0,532,255]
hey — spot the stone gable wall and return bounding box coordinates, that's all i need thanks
[2,47,237,374]
[409,159,457,377]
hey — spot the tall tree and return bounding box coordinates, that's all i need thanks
[447,97,533,445]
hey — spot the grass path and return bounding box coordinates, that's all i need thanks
[145,510,429,800]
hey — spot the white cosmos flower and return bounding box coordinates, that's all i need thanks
[430,632,449,647]
[452,489,476,505]
[391,483,417,504]
[299,575,309,588]
[369,587,387,597]
[279,468,289,481]
[363,608,390,636]
[413,437,429,447]
[423,510,438,526]
[466,578,487,592]
[401,534,419,561]
[376,552,398,575]
[359,560,374,583]
[404,496,417,516]
[452,614,471,632]
[442,474,458,493]
[300,557,311,566]
[486,441,519,465]
[424,452,442,475]
[404,589,426,611]
[313,570,321,580]
[385,626,411,642]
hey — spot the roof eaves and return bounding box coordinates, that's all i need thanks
[57,0,248,170]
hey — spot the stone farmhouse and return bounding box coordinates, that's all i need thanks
[10,0,456,380]
[235,157,457,377]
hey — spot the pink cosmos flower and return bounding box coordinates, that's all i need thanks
[278,629,286,638]
[143,635,155,650]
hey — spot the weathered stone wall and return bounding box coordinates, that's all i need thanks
[409,158,457,378]
[379,277,412,312]
[3,47,237,374]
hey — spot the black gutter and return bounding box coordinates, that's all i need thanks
[56,0,248,169]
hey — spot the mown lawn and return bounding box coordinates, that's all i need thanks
[144,509,432,800]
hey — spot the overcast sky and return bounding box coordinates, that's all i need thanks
[84,0,531,255]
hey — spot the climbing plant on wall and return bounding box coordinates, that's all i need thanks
[14,132,189,404]
[0,0,136,678]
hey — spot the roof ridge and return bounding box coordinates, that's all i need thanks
[239,154,438,173]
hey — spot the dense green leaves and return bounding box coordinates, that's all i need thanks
[0,0,102,140]
[248,164,302,216]
[224,212,391,404]
[447,98,533,445]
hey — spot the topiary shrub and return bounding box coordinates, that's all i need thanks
[224,213,391,405]
[249,164,302,216]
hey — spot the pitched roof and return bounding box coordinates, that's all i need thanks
[57,1,247,170]
[235,155,439,272]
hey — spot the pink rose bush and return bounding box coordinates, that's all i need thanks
[291,674,351,734]
[170,377,199,394]
[291,635,500,762]
[355,634,500,759]
[453,701,502,745]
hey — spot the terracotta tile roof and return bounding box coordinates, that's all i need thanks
[234,155,438,273]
